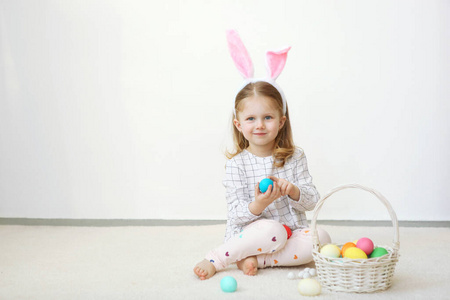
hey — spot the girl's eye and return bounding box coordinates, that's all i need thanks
[247,117,255,121]
[265,116,273,120]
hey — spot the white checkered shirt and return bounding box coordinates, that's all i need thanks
[222,148,320,242]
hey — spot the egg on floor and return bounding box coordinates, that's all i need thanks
[287,272,296,280]
[298,278,321,296]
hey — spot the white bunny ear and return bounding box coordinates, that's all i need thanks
[266,47,291,80]
[226,30,254,79]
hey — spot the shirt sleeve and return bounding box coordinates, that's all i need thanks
[288,150,320,211]
[223,159,261,226]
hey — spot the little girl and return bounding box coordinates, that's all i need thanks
[194,30,331,280]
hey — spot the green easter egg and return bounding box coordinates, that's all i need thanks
[370,247,388,258]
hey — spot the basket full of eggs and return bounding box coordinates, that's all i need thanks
[310,184,400,293]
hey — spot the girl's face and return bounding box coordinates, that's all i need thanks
[234,95,286,157]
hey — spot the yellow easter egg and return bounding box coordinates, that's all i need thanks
[298,278,321,296]
[341,242,356,256]
[344,247,368,259]
[320,244,341,258]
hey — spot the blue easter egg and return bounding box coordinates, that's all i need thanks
[259,178,274,193]
[220,276,237,293]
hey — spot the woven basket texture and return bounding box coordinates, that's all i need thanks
[310,184,400,293]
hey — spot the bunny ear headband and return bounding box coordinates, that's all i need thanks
[226,29,291,116]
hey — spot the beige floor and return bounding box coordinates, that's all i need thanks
[1,224,449,299]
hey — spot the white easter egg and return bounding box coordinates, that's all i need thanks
[297,271,304,278]
[309,268,317,276]
[303,272,311,279]
[298,278,321,296]
[287,272,296,280]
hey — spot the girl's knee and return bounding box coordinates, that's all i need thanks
[246,219,286,235]
[243,219,288,251]
[267,221,289,251]
[316,228,331,244]
[296,227,331,245]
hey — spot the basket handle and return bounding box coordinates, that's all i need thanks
[310,184,400,251]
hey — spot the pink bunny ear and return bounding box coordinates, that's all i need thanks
[226,30,254,79]
[266,47,291,80]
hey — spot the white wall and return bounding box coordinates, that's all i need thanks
[1,0,449,221]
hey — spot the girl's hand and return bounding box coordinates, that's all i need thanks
[268,176,300,201]
[249,181,282,215]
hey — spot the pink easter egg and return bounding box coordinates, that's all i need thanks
[356,237,374,255]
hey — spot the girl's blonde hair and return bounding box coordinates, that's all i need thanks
[226,81,296,168]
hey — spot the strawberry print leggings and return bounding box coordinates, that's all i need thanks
[205,219,331,271]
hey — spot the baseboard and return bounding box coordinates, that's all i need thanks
[0,218,449,227]
[0,218,226,227]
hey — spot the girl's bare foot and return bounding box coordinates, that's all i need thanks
[237,256,258,276]
[194,259,216,280]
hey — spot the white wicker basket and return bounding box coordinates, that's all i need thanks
[310,184,400,293]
